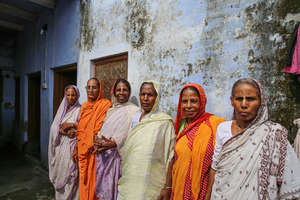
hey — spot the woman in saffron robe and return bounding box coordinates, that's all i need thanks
[48,85,81,200]
[158,83,224,200]
[210,78,300,200]
[118,81,175,200]
[93,79,139,200]
[76,78,112,200]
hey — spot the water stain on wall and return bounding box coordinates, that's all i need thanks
[80,0,95,51]
[245,0,300,141]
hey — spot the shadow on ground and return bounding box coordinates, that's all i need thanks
[0,142,54,200]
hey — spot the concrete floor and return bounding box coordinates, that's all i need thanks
[0,142,54,200]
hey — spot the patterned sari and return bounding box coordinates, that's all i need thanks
[171,83,224,200]
[48,85,81,200]
[211,79,300,200]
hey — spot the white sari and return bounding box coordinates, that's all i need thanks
[48,85,81,200]
[211,79,300,200]
[117,81,175,200]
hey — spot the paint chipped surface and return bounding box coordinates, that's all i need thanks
[78,0,300,140]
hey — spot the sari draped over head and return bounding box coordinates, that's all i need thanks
[76,82,112,200]
[94,81,139,200]
[118,80,176,200]
[48,85,81,200]
[172,83,224,200]
[211,78,300,200]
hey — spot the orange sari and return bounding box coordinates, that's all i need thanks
[76,87,112,200]
[172,83,224,200]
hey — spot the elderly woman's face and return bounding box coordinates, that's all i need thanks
[181,88,200,121]
[139,84,157,113]
[66,88,77,106]
[86,79,100,101]
[115,82,130,103]
[231,83,260,124]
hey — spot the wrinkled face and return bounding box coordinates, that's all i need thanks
[139,84,157,113]
[86,79,100,102]
[181,88,201,121]
[115,82,130,103]
[231,83,261,124]
[66,88,77,106]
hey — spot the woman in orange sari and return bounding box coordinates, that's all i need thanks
[75,77,112,200]
[158,83,224,200]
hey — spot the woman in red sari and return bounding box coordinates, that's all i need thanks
[158,83,224,200]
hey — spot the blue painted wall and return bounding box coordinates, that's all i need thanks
[14,0,80,165]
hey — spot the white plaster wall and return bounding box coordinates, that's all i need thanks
[78,0,300,123]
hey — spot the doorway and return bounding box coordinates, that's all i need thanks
[0,70,2,138]
[53,64,77,117]
[94,53,128,99]
[27,72,41,158]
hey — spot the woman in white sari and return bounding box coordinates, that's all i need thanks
[210,78,300,200]
[48,85,81,200]
[93,79,139,200]
[117,80,175,200]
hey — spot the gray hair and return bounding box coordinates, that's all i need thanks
[231,78,260,98]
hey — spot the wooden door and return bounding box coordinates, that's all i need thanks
[94,53,128,99]
[53,65,77,117]
[28,72,41,144]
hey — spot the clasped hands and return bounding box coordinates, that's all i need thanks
[59,122,77,138]
[93,135,117,154]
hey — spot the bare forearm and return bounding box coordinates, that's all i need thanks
[205,168,216,200]
[165,156,174,187]
[157,157,175,200]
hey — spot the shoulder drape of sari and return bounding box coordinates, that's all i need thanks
[76,97,112,200]
[211,78,300,200]
[171,83,224,200]
[117,113,175,200]
[172,115,224,200]
[94,101,139,200]
[48,85,81,200]
[211,121,300,200]
[97,102,139,148]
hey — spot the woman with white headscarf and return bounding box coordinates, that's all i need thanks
[48,85,81,200]
[93,79,139,200]
[117,81,175,200]
[210,78,300,200]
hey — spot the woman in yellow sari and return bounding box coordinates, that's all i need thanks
[158,83,224,200]
[118,81,175,200]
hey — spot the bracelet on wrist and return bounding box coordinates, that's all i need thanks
[164,186,172,190]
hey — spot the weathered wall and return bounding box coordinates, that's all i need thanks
[0,71,15,143]
[78,0,300,140]
[0,33,15,142]
[14,0,81,164]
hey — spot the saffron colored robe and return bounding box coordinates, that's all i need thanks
[76,97,111,200]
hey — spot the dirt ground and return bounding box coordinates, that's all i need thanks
[0,142,54,200]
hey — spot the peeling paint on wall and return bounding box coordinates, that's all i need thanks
[80,0,95,51]
[242,0,300,141]
[78,0,300,141]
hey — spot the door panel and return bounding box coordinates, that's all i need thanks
[28,72,41,158]
[94,53,128,99]
[53,65,77,117]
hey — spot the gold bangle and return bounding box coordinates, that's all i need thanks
[164,186,172,190]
